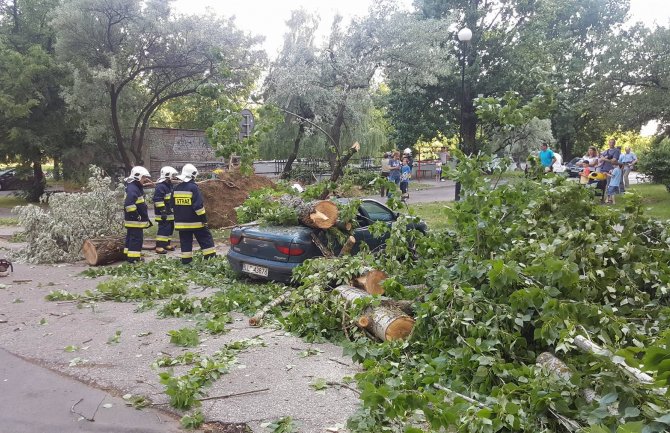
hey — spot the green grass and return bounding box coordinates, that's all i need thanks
[0,195,27,208]
[616,183,670,220]
[0,217,20,226]
[412,202,453,231]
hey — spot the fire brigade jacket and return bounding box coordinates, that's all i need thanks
[173,180,207,230]
[124,181,150,229]
[153,181,174,221]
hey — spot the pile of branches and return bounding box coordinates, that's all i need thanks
[273,154,670,432]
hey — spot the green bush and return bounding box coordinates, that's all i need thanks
[637,137,670,191]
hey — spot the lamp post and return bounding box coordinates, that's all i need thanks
[455,26,472,201]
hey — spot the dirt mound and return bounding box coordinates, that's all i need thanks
[198,172,275,228]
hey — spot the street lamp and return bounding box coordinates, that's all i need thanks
[455,27,472,201]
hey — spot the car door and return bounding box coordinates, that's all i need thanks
[353,200,397,252]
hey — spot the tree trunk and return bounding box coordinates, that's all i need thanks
[333,285,414,341]
[296,200,339,229]
[53,156,61,181]
[326,101,347,170]
[329,141,360,183]
[281,122,305,179]
[110,86,132,170]
[351,268,387,295]
[82,237,126,266]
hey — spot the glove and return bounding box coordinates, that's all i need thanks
[160,211,168,222]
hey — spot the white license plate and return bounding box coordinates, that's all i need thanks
[242,263,269,277]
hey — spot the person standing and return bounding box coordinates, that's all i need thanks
[387,151,401,197]
[400,157,411,200]
[438,146,450,182]
[618,146,638,189]
[403,148,414,168]
[606,162,624,204]
[539,142,557,172]
[153,166,178,254]
[173,164,216,264]
[123,166,153,263]
[380,152,391,197]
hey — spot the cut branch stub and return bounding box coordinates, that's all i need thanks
[82,237,126,266]
[352,269,388,295]
[333,285,414,341]
[297,200,339,229]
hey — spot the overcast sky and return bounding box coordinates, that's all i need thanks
[172,0,670,58]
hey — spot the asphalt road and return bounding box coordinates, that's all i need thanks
[0,349,182,433]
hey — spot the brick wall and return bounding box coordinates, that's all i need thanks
[145,128,226,175]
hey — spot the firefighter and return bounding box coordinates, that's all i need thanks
[173,163,216,264]
[123,166,153,263]
[153,166,178,254]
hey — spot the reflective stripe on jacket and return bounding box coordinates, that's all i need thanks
[153,181,174,218]
[124,181,150,229]
[173,180,206,230]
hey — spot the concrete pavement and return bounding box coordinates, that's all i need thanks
[0,348,182,433]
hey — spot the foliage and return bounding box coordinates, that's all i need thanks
[157,337,265,410]
[180,410,204,430]
[53,0,266,170]
[637,138,670,192]
[168,328,200,347]
[260,416,297,433]
[13,166,123,263]
[235,187,298,225]
[273,153,670,431]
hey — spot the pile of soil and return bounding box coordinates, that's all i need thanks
[198,171,275,228]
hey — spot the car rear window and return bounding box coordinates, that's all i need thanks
[360,201,394,222]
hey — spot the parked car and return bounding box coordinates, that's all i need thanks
[226,199,427,282]
[565,157,584,178]
[0,168,32,191]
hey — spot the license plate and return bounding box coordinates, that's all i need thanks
[242,263,269,277]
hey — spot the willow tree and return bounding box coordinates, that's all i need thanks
[53,0,265,171]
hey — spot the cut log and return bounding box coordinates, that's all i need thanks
[339,236,356,256]
[81,237,126,266]
[333,285,414,341]
[248,289,293,327]
[351,269,388,295]
[297,200,339,229]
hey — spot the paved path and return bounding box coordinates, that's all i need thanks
[0,348,182,433]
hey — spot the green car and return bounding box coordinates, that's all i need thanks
[226,199,427,282]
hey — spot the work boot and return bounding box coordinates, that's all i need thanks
[164,245,175,251]
[155,247,167,255]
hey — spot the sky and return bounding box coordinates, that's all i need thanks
[172,0,670,58]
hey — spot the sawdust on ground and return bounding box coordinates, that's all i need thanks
[198,171,275,229]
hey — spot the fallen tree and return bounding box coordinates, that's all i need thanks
[82,237,126,266]
[333,285,414,341]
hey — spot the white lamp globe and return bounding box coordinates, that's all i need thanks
[458,27,473,42]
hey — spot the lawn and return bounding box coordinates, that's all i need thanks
[616,183,670,220]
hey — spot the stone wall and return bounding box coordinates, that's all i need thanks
[145,128,225,175]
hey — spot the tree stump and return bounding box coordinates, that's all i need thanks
[351,268,388,295]
[333,285,414,341]
[82,237,126,266]
[297,200,339,229]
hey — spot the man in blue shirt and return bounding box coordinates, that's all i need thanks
[618,146,637,189]
[539,143,557,172]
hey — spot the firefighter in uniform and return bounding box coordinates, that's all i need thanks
[123,166,153,263]
[173,164,216,264]
[153,166,178,254]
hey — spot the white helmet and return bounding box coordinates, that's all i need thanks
[177,163,198,181]
[126,166,150,183]
[403,148,412,155]
[157,166,178,183]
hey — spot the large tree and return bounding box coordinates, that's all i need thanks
[0,0,77,199]
[387,0,629,156]
[53,0,265,171]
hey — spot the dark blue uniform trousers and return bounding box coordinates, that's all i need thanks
[125,228,143,263]
[178,228,216,264]
[156,220,174,248]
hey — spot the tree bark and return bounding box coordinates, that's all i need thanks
[82,237,126,266]
[110,85,132,170]
[281,121,305,179]
[333,285,414,341]
[326,101,347,170]
[248,289,292,327]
